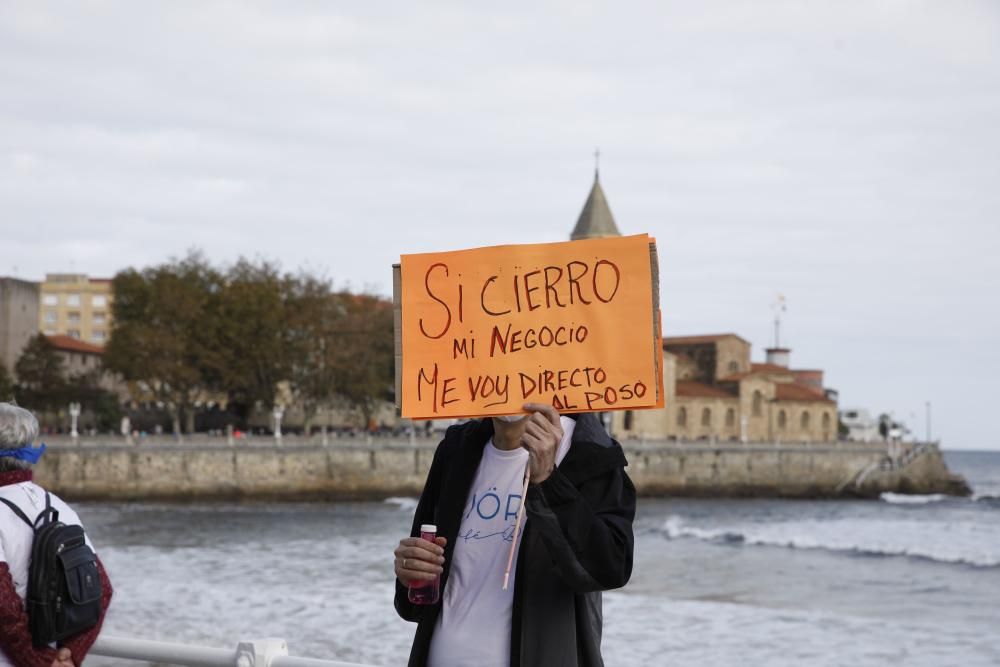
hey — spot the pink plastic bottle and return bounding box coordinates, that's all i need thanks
[407,524,441,605]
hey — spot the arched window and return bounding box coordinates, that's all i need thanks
[725,408,735,427]
[677,407,687,427]
[777,410,787,429]
[800,412,811,430]
[701,407,711,427]
[624,410,634,431]
[822,413,831,430]
[728,361,739,373]
[752,391,763,417]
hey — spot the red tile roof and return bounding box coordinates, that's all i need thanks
[676,381,737,399]
[46,335,104,355]
[664,333,749,346]
[775,383,831,403]
[751,363,792,374]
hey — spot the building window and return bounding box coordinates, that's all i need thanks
[42,294,58,306]
[777,410,787,429]
[725,408,735,427]
[801,412,811,430]
[68,329,81,339]
[92,330,106,343]
[67,311,81,324]
[93,312,106,325]
[753,391,763,417]
[677,407,687,427]
[66,294,81,307]
[92,295,107,307]
[701,408,711,427]
[728,361,738,373]
[822,413,831,430]
[623,411,634,431]
[44,310,57,324]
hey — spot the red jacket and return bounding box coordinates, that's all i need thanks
[0,470,113,667]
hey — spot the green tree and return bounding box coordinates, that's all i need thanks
[211,259,294,424]
[14,334,67,412]
[105,251,223,435]
[0,361,13,402]
[285,274,342,433]
[329,292,395,425]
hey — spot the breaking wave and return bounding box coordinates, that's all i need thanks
[383,496,418,511]
[660,515,1000,568]
[971,492,1000,505]
[880,493,949,505]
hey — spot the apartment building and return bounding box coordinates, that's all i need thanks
[38,274,113,346]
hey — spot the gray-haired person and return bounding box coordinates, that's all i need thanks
[0,403,113,667]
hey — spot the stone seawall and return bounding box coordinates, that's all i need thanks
[32,439,969,501]
[622,442,968,497]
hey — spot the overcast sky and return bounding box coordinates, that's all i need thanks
[1,1,998,449]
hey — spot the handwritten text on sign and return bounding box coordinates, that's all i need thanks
[400,234,659,418]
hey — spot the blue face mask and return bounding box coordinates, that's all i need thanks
[0,443,46,464]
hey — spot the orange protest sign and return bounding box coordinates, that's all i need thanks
[397,234,662,419]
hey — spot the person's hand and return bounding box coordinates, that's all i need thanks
[51,647,74,667]
[520,402,564,484]
[394,536,447,587]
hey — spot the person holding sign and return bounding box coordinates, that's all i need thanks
[392,402,635,667]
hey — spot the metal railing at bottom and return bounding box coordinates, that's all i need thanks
[91,635,377,667]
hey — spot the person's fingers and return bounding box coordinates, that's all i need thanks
[523,402,561,427]
[397,556,443,577]
[395,537,444,557]
[523,419,554,442]
[520,430,544,454]
[57,649,71,661]
[524,421,561,451]
[397,543,446,565]
[528,410,562,439]
[434,536,448,548]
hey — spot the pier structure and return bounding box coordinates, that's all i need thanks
[34,435,969,500]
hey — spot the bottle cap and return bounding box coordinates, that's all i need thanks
[420,524,437,534]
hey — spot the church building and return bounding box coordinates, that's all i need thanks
[571,168,838,443]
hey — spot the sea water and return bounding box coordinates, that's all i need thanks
[78,451,1000,666]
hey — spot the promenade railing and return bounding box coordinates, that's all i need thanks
[91,635,377,667]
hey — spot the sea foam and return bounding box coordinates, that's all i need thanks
[660,514,1000,568]
[880,492,948,505]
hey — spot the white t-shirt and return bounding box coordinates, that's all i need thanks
[0,481,92,667]
[427,417,575,667]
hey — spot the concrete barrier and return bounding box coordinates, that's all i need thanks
[33,438,970,501]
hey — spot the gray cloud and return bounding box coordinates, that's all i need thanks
[1,1,997,447]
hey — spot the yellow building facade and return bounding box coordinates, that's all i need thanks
[570,172,837,443]
[38,274,113,347]
[610,334,838,443]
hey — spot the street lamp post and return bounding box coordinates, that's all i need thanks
[273,405,285,445]
[69,402,81,443]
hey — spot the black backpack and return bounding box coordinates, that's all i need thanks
[0,491,103,647]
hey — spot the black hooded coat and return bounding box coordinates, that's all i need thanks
[394,413,636,667]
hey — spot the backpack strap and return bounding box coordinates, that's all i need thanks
[0,496,33,529]
[34,491,59,529]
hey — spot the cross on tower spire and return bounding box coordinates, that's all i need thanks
[594,147,601,180]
